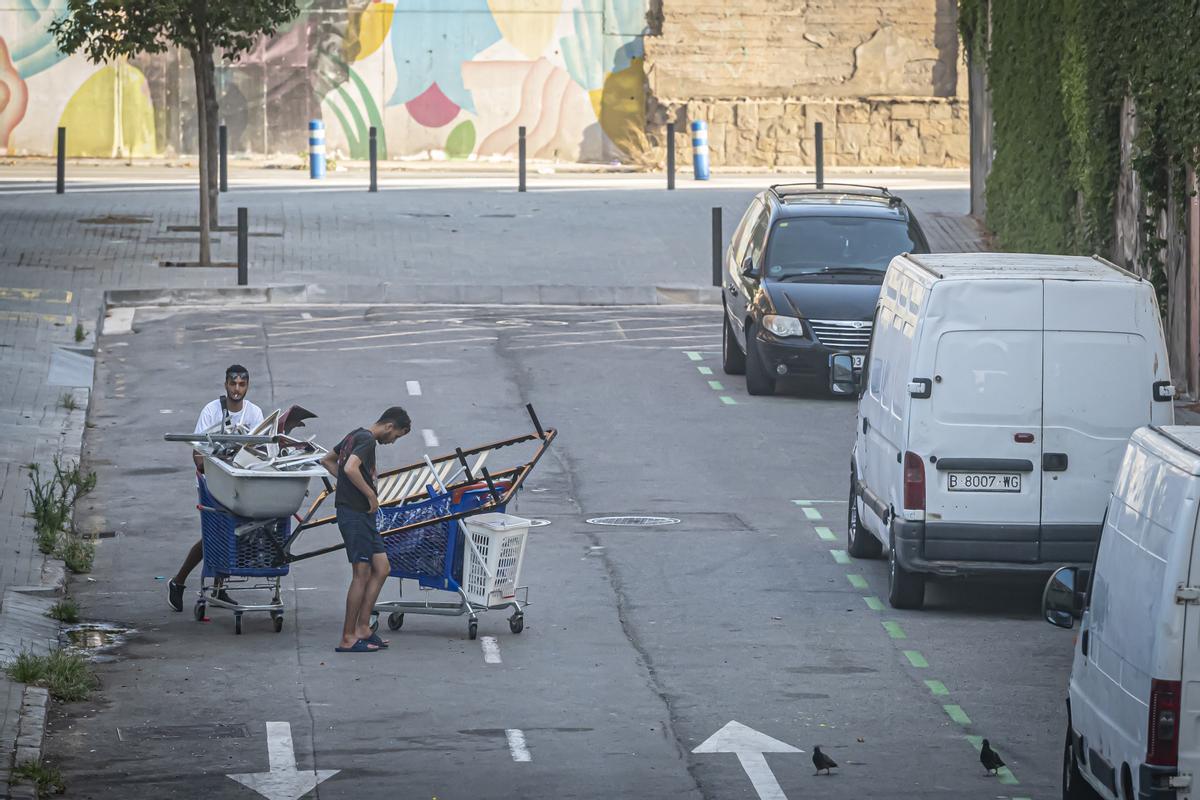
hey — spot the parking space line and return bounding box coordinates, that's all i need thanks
[924,680,949,696]
[802,507,822,520]
[505,729,532,762]
[0,287,72,303]
[684,351,702,361]
[707,380,724,390]
[481,636,502,664]
[814,526,836,540]
[864,596,885,611]
[421,429,439,448]
[719,396,737,405]
[406,380,422,396]
[697,366,713,375]
[882,621,907,639]
[0,310,73,325]
[903,650,928,668]
[829,549,850,564]
[846,574,869,590]
[943,704,971,725]
[965,736,1019,784]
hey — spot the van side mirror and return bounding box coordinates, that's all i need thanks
[740,256,758,278]
[829,353,860,396]
[1042,566,1084,629]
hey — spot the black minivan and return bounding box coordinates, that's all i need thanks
[721,184,930,395]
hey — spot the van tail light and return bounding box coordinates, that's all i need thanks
[903,451,925,511]
[1147,678,1182,767]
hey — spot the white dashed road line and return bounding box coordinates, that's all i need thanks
[505,729,531,762]
[421,429,439,448]
[406,380,422,396]
[481,635,502,664]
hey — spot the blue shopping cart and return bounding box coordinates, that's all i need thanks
[371,485,524,640]
[195,475,291,634]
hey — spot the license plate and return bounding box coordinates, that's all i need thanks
[947,472,1022,492]
[852,355,864,369]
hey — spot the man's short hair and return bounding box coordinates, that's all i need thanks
[377,406,411,431]
[225,364,250,380]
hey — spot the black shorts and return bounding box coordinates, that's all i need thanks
[336,507,385,564]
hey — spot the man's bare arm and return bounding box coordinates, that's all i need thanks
[320,451,339,477]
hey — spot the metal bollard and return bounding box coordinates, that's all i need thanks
[308,120,325,179]
[815,121,824,189]
[237,207,248,286]
[518,126,526,192]
[667,122,675,190]
[711,207,722,287]
[368,126,378,193]
[219,124,228,193]
[56,127,65,194]
[692,121,710,181]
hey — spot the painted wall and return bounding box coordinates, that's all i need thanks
[0,0,651,163]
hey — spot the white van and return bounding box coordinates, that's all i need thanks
[1043,426,1200,800]
[830,253,1174,609]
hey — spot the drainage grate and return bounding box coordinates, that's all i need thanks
[585,516,681,527]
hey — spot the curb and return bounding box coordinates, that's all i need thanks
[104,283,722,310]
[7,687,49,800]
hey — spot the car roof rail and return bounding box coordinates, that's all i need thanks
[1150,426,1200,457]
[904,253,943,279]
[1091,254,1143,281]
[768,182,896,203]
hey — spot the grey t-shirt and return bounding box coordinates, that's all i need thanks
[334,428,376,512]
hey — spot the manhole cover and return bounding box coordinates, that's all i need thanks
[78,215,152,225]
[585,516,681,527]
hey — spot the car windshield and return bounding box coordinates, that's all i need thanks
[763,216,922,278]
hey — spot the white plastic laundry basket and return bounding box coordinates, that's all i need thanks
[461,513,530,606]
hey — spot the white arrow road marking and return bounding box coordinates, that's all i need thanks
[228,721,339,800]
[693,721,802,800]
[505,729,531,762]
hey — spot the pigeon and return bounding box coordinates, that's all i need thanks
[812,746,838,775]
[980,739,1005,775]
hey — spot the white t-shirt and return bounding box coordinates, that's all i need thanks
[194,398,265,434]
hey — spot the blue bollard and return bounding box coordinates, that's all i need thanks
[309,120,325,179]
[691,120,710,181]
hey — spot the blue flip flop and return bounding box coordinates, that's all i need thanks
[366,633,389,649]
[334,639,379,653]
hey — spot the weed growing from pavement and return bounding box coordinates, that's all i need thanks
[11,759,65,796]
[5,650,98,702]
[27,458,97,563]
[57,533,95,574]
[73,323,85,343]
[48,599,80,623]
[58,392,77,412]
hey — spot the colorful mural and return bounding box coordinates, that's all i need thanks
[0,0,651,162]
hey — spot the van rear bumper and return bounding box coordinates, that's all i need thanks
[1138,763,1180,799]
[893,520,1098,576]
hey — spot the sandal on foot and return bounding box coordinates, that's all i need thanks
[334,639,379,653]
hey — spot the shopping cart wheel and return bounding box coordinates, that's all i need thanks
[369,613,379,633]
[193,602,206,622]
[387,612,404,631]
[468,621,478,640]
[508,614,524,635]
[272,612,284,633]
[234,613,243,635]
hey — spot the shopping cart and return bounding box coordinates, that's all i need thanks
[370,483,530,640]
[195,476,290,635]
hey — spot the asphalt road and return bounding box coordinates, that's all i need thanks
[42,302,1071,800]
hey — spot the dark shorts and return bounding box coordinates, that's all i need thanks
[336,507,385,564]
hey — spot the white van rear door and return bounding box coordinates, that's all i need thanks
[1042,280,1154,564]
[916,280,1044,562]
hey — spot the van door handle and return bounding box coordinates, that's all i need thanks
[862,417,869,434]
[1044,453,1069,472]
[1081,628,1089,657]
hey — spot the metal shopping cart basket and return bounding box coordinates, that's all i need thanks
[195,476,291,634]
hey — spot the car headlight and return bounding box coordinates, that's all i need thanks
[762,314,806,338]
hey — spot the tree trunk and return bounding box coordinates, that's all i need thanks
[203,48,219,230]
[190,46,212,265]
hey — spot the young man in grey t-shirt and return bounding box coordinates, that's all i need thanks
[320,406,410,653]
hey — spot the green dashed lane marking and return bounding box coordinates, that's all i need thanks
[924,680,949,696]
[966,736,1020,785]
[697,366,713,375]
[802,507,822,520]
[685,351,702,361]
[829,549,850,565]
[846,574,869,590]
[814,526,836,541]
[719,396,737,405]
[882,621,907,639]
[864,596,885,611]
[707,380,724,390]
[943,704,971,725]
[903,650,928,668]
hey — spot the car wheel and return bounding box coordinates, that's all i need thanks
[722,310,746,375]
[1063,726,1101,800]
[887,525,925,609]
[847,474,882,559]
[744,324,776,396]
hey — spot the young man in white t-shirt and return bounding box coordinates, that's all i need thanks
[168,365,265,612]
